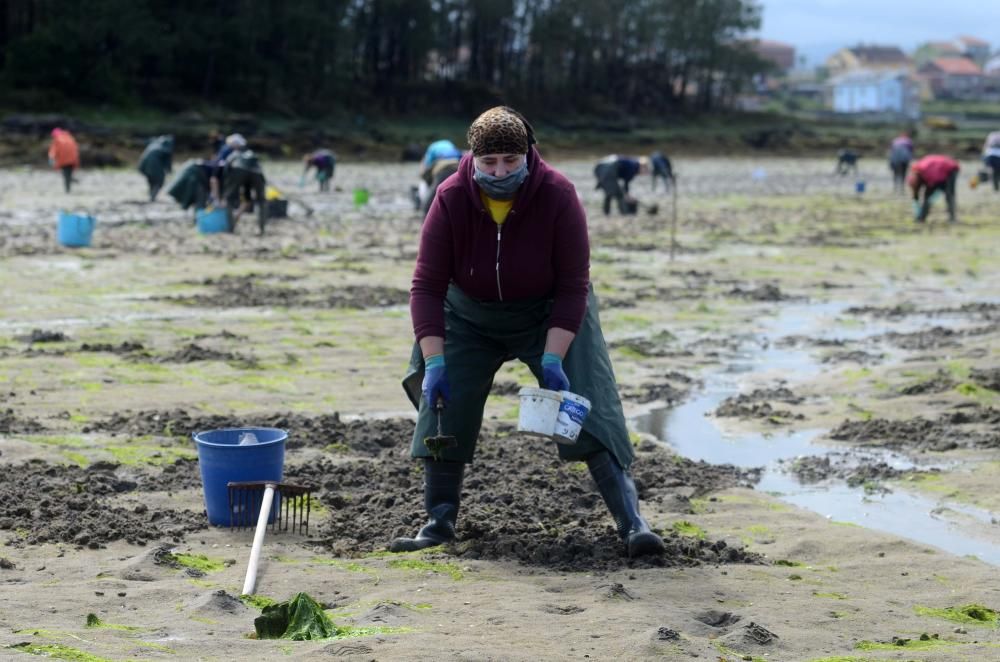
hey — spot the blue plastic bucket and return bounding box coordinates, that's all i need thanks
[193,427,287,526]
[57,211,95,247]
[196,207,230,234]
[855,180,866,194]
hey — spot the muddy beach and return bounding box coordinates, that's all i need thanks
[3,157,1000,660]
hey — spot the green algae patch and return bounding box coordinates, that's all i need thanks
[710,494,791,512]
[62,451,89,467]
[671,520,707,539]
[106,444,197,467]
[813,591,847,600]
[85,613,141,631]
[914,603,999,627]
[252,592,410,641]
[773,559,803,567]
[240,594,279,610]
[170,552,226,573]
[24,435,90,449]
[254,593,336,640]
[856,633,959,651]
[387,557,464,580]
[133,640,176,653]
[956,382,998,402]
[310,557,380,579]
[9,643,113,661]
[711,642,766,661]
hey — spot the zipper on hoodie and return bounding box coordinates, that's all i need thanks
[494,209,515,301]
[495,224,503,301]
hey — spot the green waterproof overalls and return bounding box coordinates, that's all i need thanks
[402,283,634,470]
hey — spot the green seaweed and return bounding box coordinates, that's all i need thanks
[170,552,226,573]
[9,643,112,661]
[105,445,197,467]
[387,557,464,580]
[61,451,89,467]
[711,641,766,661]
[84,613,141,631]
[671,520,706,539]
[813,591,847,600]
[855,633,959,650]
[240,594,279,610]
[310,557,380,580]
[914,603,999,627]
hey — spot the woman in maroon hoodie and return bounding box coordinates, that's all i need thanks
[393,106,665,558]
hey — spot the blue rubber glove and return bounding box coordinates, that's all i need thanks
[421,354,450,406]
[541,352,570,392]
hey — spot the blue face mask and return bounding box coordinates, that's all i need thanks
[473,160,529,200]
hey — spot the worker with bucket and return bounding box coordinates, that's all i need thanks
[210,136,269,235]
[593,154,648,216]
[138,134,174,201]
[48,127,80,193]
[167,159,215,216]
[395,106,665,559]
[909,154,960,224]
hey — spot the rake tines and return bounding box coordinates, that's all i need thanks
[226,481,313,534]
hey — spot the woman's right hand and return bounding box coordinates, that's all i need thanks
[421,354,450,406]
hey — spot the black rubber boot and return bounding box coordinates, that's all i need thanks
[389,459,464,552]
[586,450,666,558]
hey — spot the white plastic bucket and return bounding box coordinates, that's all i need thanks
[517,387,562,438]
[553,391,591,445]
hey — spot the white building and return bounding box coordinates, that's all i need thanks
[985,54,1000,76]
[827,68,920,118]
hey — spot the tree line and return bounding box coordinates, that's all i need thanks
[0,0,769,118]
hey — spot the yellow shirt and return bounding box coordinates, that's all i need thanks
[480,190,514,225]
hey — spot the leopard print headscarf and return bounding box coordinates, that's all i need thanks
[467,106,536,156]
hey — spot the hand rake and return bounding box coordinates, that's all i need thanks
[423,401,457,460]
[227,481,313,595]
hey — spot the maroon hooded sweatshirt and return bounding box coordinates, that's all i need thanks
[410,148,590,342]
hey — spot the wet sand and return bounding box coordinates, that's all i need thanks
[2,157,1000,660]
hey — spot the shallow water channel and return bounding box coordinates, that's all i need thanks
[632,301,1000,565]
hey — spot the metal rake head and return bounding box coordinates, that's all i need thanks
[226,481,314,534]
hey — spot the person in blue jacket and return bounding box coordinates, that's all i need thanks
[594,155,648,215]
[412,139,464,214]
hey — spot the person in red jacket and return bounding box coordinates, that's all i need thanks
[393,106,665,559]
[909,154,960,224]
[48,128,80,193]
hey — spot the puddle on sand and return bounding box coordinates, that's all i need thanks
[632,301,1000,565]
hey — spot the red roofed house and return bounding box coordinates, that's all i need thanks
[913,40,962,66]
[919,57,985,99]
[955,36,991,66]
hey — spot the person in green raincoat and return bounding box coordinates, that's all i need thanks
[212,146,268,235]
[393,106,665,558]
[138,135,174,201]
